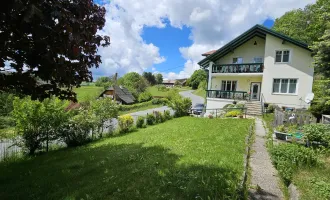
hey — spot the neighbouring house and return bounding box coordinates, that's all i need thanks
[99,85,135,104]
[162,80,175,88]
[198,25,314,115]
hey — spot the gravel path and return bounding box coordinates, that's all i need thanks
[249,118,284,200]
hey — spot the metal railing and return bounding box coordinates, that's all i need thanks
[212,63,264,73]
[206,90,248,100]
[261,93,265,116]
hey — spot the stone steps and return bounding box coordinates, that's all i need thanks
[246,101,263,116]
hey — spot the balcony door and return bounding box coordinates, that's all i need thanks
[250,82,261,101]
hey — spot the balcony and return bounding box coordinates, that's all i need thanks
[212,63,264,73]
[206,90,248,100]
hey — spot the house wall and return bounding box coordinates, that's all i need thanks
[261,34,314,108]
[210,76,263,92]
[216,37,266,64]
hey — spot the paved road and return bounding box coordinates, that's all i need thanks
[179,90,204,106]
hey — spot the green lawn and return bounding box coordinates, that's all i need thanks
[119,104,164,115]
[147,86,191,97]
[193,88,206,98]
[0,117,252,200]
[73,86,103,102]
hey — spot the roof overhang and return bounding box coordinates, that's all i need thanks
[198,24,311,68]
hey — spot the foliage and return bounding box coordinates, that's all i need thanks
[267,104,275,113]
[276,125,286,132]
[309,178,330,199]
[118,72,149,98]
[0,92,15,116]
[164,110,172,120]
[270,144,321,184]
[166,88,180,101]
[0,0,110,101]
[59,109,96,147]
[158,85,169,92]
[91,98,119,137]
[188,69,207,90]
[312,28,330,78]
[119,100,161,111]
[12,97,69,154]
[303,124,330,146]
[167,95,192,117]
[225,110,242,117]
[151,98,168,105]
[142,72,156,85]
[146,114,156,125]
[154,111,165,123]
[174,80,180,86]
[310,80,330,121]
[0,116,15,129]
[138,91,152,102]
[73,86,103,102]
[273,0,330,45]
[95,76,113,87]
[0,117,253,199]
[155,73,163,84]
[136,116,146,128]
[118,115,134,133]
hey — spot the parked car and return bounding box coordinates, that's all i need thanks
[191,103,204,115]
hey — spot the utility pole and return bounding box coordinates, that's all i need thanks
[113,72,117,101]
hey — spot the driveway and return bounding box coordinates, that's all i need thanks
[179,90,204,106]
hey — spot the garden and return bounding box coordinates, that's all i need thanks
[263,111,330,200]
[0,116,253,199]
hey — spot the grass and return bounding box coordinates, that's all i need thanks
[0,117,252,199]
[73,86,103,102]
[147,86,191,97]
[119,104,164,115]
[193,88,206,98]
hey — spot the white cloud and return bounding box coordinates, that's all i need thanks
[94,0,316,80]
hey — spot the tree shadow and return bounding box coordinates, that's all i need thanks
[0,143,241,200]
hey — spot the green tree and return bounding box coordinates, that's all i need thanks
[155,73,163,84]
[310,80,330,121]
[95,76,113,87]
[118,72,148,97]
[189,69,207,90]
[167,95,192,117]
[0,0,110,101]
[142,72,156,85]
[312,28,330,77]
[91,98,119,137]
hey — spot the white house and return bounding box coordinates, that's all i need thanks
[198,25,314,115]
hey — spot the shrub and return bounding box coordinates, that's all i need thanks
[138,91,152,102]
[119,101,153,111]
[118,115,134,133]
[270,144,320,184]
[225,110,242,117]
[235,103,245,108]
[164,110,172,120]
[158,85,169,92]
[303,124,330,146]
[0,92,15,116]
[168,96,192,117]
[154,111,165,123]
[136,116,146,128]
[146,114,156,125]
[223,104,232,109]
[0,116,15,129]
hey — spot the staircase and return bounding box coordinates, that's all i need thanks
[246,101,263,116]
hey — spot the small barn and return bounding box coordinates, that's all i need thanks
[99,85,135,105]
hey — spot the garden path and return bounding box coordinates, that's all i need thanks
[249,118,284,200]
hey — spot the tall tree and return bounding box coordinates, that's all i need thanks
[95,76,113,87]
[189,69,207,90]
[0,0,110,101]
[118,72,148,97]
[142,72,156,85]
[155,73,163,84]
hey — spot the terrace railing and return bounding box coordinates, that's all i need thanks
[206,90,248,100]
[212,63,264,73]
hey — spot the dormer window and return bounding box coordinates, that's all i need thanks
[275,50,290,63]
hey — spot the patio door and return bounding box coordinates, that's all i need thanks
[250,82,261,101]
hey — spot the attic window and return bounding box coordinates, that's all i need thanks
[275,50,290,63]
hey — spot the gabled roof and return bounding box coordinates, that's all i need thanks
[198,24,311,67]
[99,85,135,104]
[202,50,217,56]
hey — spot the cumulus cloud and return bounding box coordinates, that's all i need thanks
[94,0,316,80]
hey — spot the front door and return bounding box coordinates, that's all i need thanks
[250,82,261,101]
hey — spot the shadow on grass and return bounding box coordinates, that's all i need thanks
[0,143,241,200]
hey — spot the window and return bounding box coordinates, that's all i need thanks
[275,50,290,63]
[253,57,263,63]
[272,79,298,94]
[221,80,237,91]
[233,57,243,64]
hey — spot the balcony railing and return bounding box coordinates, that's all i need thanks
[212,63,263,73]
[206,90,248,100]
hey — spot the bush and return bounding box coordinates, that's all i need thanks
[146,114,156,125]
[118,115,134,133]
[138,91,152,102]
[0,92,15,116]
[151,98,169,105]
[0,116,15,129]
[267,104,275,113]
[303,124,330,146]
[168,96,192,117]
[154,111,165,123]
[164,110,172,120]
[119,101,153,111]
[158,85,169,92]
[136,116,146,128]
[270,144,320,184]
[225,110,242,117]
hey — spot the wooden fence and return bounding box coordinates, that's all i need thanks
[274,109,317,127]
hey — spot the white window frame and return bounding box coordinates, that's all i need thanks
[221,80,238,91]
[232,57,243,64]
[272,78,298,95]
[275,49,291,63]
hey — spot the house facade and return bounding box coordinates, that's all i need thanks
[198,25,314,111]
